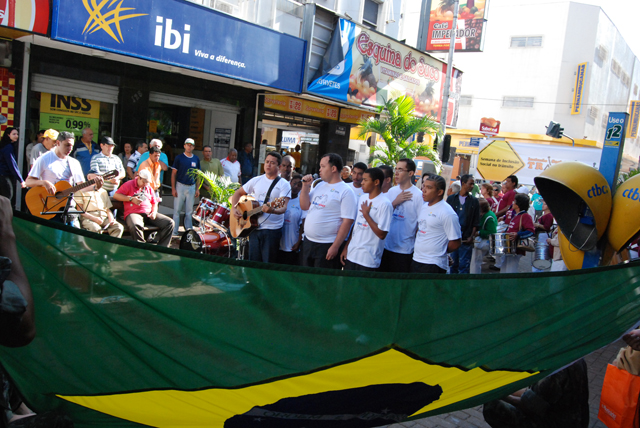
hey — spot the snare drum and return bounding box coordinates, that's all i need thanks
[490,233,517,256]
[211,205,231,228]
[192,198,217,226]
[532,239,552,270]
[180,229,232,258]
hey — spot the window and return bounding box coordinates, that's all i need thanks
[363,0,379,29]
[502,97,534,108]
[510,36,542,48]
[460,95,472,106]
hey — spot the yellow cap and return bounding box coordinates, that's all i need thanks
[534,162,612,250]
[558,228,585,270]
[607,174,640,251]
[43,129,58,140]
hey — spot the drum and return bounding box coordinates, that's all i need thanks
[180,229,232,258]
[192,198,217,227]
[211,205,230,228]
[490,233,516,256]
[532,239,552,270]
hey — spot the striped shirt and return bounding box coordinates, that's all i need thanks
[89,153,125,192]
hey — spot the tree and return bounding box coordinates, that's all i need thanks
[358,95,442,173]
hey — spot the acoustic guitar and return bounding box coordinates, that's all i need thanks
[26,170,119,219]
[230,196,287,238]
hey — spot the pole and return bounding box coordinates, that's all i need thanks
[439,0,459,155]
[16,41,30,211]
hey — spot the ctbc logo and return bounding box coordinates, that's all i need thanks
[155,17,191,54]
[622,188,640,201]
[587,184,609,198]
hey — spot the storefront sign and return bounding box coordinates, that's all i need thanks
[339,108,375,125]
[478,139,601,184]
[571,63,587,115]
[39,92,100,137]
[600,112,628,190]
[264,95,339,121]
[0,0,49,35]
[214,128,231,147]
[479,117,500,136]
[425,0,487,52]
[307,19,461,123]
[50,0,306,93]
[628,101,640,138]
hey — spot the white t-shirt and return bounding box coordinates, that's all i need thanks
[384,185,425,254]
[413,199,462,271]
[347,193,393,268]
[347,182,367,198]
[242,175,291,230]
[28,150,85,186]
[30,143,51,166]
[221,158,241,183]
[280,196,307,252]
[305,181,357,244]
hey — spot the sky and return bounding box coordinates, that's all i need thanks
[578,0,640,57]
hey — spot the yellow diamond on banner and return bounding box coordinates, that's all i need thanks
[477,140,525,182]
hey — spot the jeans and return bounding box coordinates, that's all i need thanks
[173,182,195,235]
[248,228,282,263]
[450,243,473,274]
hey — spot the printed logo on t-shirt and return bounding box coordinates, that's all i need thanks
[311,194,328,210]
[191,162,196,167]
[393,204,406,221]
[418,219,428,234]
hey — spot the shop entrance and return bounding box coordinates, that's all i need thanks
[259,115,321,175]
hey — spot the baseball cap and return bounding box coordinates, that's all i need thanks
[44,129,59,140]
[184,138,195,145]
[100,136,115,145]
[516,186,530,194]
[138,169,153,181]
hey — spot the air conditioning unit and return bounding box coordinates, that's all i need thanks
[208,0,237,14]
[589,106,599,119]
[602,114,608,128]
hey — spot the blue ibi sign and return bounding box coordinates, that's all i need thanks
[599,112,628,190]
[51,0,306,93]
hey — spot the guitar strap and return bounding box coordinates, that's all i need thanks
[264,176,281,205]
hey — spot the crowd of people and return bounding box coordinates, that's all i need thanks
[0,126,565,273]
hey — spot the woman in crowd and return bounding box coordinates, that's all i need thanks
[470,198,497,274]
[0,127,26,206]
[502,193,535,273]
[118,142,133,169]
[480,183,499,213]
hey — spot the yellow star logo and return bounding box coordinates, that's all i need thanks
[82,0,148,44]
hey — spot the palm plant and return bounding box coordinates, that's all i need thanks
[188,170,241,206]
[358,95,442,173]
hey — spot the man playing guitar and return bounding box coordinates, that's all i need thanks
[230,152,290,263]
[25,131,103,226]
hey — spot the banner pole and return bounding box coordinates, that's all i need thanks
[439,0,459,150]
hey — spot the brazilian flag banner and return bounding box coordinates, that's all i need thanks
[2,213,639,427]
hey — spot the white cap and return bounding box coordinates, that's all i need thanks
[184,138,195,145]
[516,186,530,194]
[138,169,153,181]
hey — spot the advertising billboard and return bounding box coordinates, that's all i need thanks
[308,18,462,124]
[50,0,306,93]
[0,0,49,35]
[425,0,488,52]
[628,100,640,138]
[571,63,587,115]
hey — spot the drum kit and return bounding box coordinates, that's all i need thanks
[180,198,236,258]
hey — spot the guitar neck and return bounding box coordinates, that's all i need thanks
[61,177,102,196]
[246,199,280,217]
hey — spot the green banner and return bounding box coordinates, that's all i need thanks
[39,113,99,137]
[2,213,639,427]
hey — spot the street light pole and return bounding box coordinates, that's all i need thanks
[439,0,459,156]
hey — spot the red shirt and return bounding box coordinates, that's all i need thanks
[115,179,157,219]
[497,189,516,214]
[537,212,554,233]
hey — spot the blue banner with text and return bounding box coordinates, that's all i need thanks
[51,0,306,93]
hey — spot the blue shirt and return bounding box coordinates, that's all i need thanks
[0,143,24,182]
[172,153,200,186]
[72,140,100,178]
[238,150,253,177]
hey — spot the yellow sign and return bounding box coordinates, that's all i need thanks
[604,140,620,147]
[477,140,525,181]
[264,95,339,121]
[339,109,375,124]
[41,93,100,119]
[571,63,587,115]
[59,349,536,428]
